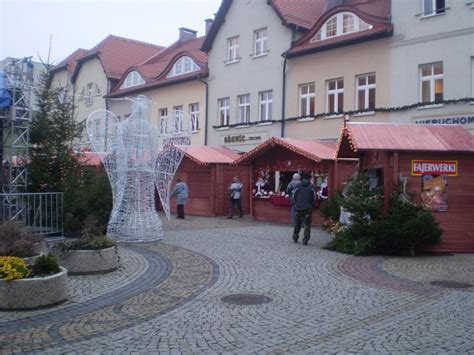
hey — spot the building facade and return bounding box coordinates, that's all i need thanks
[202,0,321,152]
[389,0,474,134]
[106,28,209,146]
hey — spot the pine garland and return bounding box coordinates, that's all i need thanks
[212,97,473,129]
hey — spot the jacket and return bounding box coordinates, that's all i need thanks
[171,182,189,205]
[292,179,317,210]
[286,180,301,199]
[229,182,243,200]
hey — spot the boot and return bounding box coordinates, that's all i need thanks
[292,234,299,243]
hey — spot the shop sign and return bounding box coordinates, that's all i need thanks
[415,115,474,126]
[411,160,458,176]
[222,133,265,145]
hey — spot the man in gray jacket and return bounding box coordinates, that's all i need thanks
[171,178,189,219]
[286,173,301,225]
[228,176,243,219]
[292,172,317,245]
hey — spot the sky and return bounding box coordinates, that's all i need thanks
[0,0,221,64]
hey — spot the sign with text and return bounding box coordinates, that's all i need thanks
[421,175,448,212]
[411,160,458,176]
[415,115,474,126]
[220,132,268,145]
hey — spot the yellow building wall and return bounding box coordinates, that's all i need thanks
[285,38,392,140]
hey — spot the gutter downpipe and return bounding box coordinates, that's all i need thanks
[281,54,287,138]
[198,76,209,146]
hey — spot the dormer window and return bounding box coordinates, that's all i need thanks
[311,12,373,42]
[167,56,199,78]
[121,71,145,89]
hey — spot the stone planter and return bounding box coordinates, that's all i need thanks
[54,246,119,275]
[0,267,67,310]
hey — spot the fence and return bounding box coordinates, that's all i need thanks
[0,192,63,237]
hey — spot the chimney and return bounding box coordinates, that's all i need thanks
[205,18,214,36]
[179,27,197,42]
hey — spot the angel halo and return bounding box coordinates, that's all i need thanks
[86,96,191,242]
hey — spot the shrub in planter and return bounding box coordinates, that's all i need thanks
[53,216,119,274]
[0,222,40,258]
[0,256,30,281]
[31,253,61,276]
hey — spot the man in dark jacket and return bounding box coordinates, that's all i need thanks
[292,172,317,245]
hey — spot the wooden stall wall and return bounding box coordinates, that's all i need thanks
[172,157,214,216]
[399,153,474,252]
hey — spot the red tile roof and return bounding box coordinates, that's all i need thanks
[286,0,392,57]
[235,137,337,164]
[51,48,88,75]
[106,36,208,98]
[337,123,474,158]
[270,0,326,30]
[65,35,164,82]
[178,146,241,165]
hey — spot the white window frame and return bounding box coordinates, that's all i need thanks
[311,12,373,42]
[299,83,315,117]
[327,78,344,114]
[85,82,94,105]
[237,94,251,124]
[122,71,145,89]
[167,56,199,78]
[189,103,199,132]
[173,106,183,134]
[218,97,230,126]
[259,90,273,122]
[420,62,444,104]
[356,73,376,111]
[422,0,446,17]
[227,36,240,63]
[254,28,268,57]
[159,108,168,134]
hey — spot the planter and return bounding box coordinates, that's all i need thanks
[54,246,119,275]
[0,267,67,310]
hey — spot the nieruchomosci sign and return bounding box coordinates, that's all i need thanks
[411,160,458,176]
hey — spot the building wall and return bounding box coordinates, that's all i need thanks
[206,0,293,152]
[107,80,206,145]
[390,0,474,134]
[50,69,71,90]
[285,38,392,140]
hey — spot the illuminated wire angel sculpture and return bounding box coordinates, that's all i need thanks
[86,96,191,242]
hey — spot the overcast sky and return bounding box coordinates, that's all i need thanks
[0,0,221,64]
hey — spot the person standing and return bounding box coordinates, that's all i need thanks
[292,172,317,245]
[228,176,243,218]
[286,173,301,225]
[171,178,189,219]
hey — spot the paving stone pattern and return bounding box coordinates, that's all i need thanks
[1,215,473,353]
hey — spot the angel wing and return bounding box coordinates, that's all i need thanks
[155,109,192,219]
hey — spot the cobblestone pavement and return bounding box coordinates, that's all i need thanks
[1,215,473,354]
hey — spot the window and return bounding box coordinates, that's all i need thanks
[227,36,240,62]
[159,108,168,134]
[237,94,251,124]
[312,12,373,42]
[121,71,145,89]
[422,0,446,16]
[299,83,315,116]
[327,79,344,113]
[173,106,183,133]
[259,90,273,121]
[189,103,199,131]
[218,98,230,126]
[167,56,199,78]
[356,74,376,111]
[420,62,443,103]
[85,82,94,105]
[254,28,268,56]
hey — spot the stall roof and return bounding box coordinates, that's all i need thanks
[235,137,337,164]
[178,146,241,165]
[337,122,474,158]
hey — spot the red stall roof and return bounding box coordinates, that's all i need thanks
[178,146,241,165]
[235,137,337,164]
[337,122,474,158]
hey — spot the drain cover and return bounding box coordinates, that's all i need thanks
[221,293,272,305]
[429,280,473,289]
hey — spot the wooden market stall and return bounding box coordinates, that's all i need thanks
[235,137,356,225]
[171,146,251,217]
[336,122,474,252]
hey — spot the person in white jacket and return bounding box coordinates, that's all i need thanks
[228,176,243,219]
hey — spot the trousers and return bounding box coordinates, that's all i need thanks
[228,198,243,217]
[293,208,312,241]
